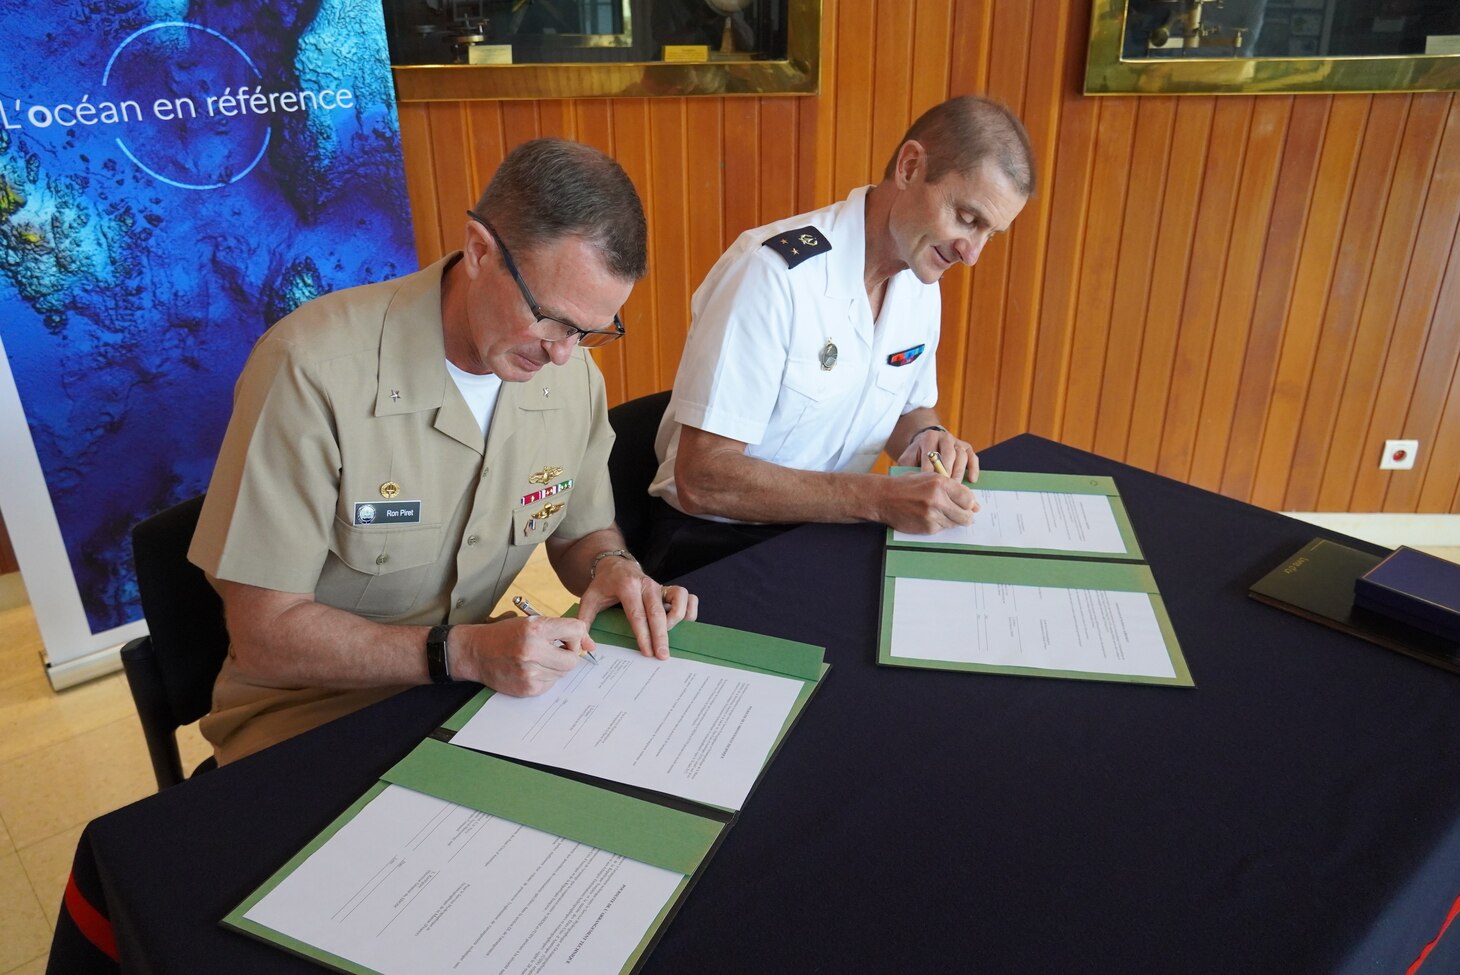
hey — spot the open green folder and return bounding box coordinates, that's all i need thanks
[879,470,1191,686]
[222,613,827,975]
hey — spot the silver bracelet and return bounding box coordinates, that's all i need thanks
[589,549,637,580]
[913,424,948,439]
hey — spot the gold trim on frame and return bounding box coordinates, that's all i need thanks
[392,0,821,101]
[1085,0,1460,96]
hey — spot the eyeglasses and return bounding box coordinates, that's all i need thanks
[467,211,626,348]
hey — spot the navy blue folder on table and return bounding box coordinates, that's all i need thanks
[48,435,1460,975]
[1355,546,1460,642]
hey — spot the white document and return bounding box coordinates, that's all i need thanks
[889,577,1176,678]
[893,489,1126,553]
[243,784,681,975]
[450,642,802,810]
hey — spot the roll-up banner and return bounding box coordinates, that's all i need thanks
[0,1,417,686]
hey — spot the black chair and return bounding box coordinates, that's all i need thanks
[120,495,228,790]
[607,390,671,557]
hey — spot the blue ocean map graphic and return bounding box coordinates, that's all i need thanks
[0,0,417,632]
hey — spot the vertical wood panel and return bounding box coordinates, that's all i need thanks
[392,0,1460,513]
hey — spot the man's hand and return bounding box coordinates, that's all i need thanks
[896,427,980,483]
[450,615,592,696]
[877,471,979,534]
[575,555,699,660]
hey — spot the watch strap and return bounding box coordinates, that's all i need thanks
[426,624,454,684]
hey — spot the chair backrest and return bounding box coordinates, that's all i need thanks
[607,390,671,556]
[123,494,228,788]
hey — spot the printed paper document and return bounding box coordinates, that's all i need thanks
[450,641,803,810]
[242,783,681,975]
[893,488,1126,553]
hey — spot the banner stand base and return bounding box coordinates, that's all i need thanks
[46,643,123,691]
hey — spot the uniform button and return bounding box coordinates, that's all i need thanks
[466,534,478,546]
[455,597,466,608]
[375,554,388,565]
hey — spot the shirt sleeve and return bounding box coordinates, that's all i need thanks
[670,246,796,447]
[189,334,343,594]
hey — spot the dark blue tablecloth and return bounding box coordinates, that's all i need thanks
[49,435,1460,974]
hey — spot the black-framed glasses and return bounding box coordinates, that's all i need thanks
[467,211,626,348]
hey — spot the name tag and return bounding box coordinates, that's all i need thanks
[353,500,422,525]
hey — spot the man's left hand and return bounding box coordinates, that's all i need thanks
[897,428,979,483]
[575,555,698,660]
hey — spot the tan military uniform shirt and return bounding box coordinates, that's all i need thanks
[189,254,616,763]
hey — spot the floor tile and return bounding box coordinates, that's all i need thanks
[0,716,155,848]
[0,851,51,972]
[19,821,83,931]
[0,671,137,767]
[6,955,50,975]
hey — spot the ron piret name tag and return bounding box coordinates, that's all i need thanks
[353,501,422,526]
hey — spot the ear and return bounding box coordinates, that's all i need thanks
[893,139,927,188]
[461,218,496,280]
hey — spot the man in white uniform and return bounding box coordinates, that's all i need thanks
[646,95,1034,578]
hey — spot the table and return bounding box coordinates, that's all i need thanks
[50,435,1460,974]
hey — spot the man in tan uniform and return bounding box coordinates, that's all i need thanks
[190,139,697,764]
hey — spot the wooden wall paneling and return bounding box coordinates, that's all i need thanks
[684,99,724,357]
[396,103,444,267]
[425,103,476,232]
[1028,92,1099,439]
[1155,98,1254,482]
[1125,97,1215,472]
[1285,95,1394,511]
[1186,97,1291,494]
[869,0,916,178]
[796,0,837,217]
[608,99,658,401]
[830,0,875,198]
[990,0,1068,444]
[1355,94,1460,512]
[758,98,800,241]
[1091,97,1176,461]
[1219,96,1329,503]
[909,0,955,120]
[1317,94,1443,509]
[502,101,545,149]
[1249,96,1366,511]
[722,98,761,246]
[464,101,509,205]
[646,98,691,395]
[961,0,1034,449]
[1059,97,1137,451]
[948,1,993,98]
[1390,211,1460,513]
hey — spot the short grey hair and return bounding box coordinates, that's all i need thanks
[883,95,1035,197]
[475,138,647,280]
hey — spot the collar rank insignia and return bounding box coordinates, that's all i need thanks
[887,344,926,367]
[763,226,831,269]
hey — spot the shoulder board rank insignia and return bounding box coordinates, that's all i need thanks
[887,344,926,367]
[763,226,831,269]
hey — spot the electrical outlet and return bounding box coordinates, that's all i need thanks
[1380,439,1419,470]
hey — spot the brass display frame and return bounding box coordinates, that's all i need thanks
[1085,0,1460,96]
[392,0,820,101]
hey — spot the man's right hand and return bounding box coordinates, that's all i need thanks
[451,615,594,696]
[877,471,979,534]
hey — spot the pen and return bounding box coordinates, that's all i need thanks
[927,450,951,478]
[512,595,598,664]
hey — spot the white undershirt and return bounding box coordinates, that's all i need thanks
[444,359,503,438]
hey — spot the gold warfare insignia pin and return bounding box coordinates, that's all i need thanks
[819,339,838,371]
[528,465,565,485]
[379,481,401,499]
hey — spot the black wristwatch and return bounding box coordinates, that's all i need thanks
[426,624,455,684]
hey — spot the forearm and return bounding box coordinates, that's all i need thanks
[679,446,888,525]
[886,407,944,461]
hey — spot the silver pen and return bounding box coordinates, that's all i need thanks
[512,595,598,664]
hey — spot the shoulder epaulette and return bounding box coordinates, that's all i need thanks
[762,226,831,269]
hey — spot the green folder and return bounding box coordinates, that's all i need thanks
[223,613,827,975]
[879,469,1191,686]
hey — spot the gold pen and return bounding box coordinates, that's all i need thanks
[512,595,598,664]
[927,450,951,478]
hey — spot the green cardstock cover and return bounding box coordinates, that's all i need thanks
[879,549,1193,687]
[885,468,1144,560]
[587,609,826,680]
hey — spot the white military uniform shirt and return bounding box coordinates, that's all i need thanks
[650,185,941,519]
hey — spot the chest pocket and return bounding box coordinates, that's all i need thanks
[322,522,445,619]
[509,484,576,547]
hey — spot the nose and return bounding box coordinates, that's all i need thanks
[544,336,576,365]
[956,230,990,266]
